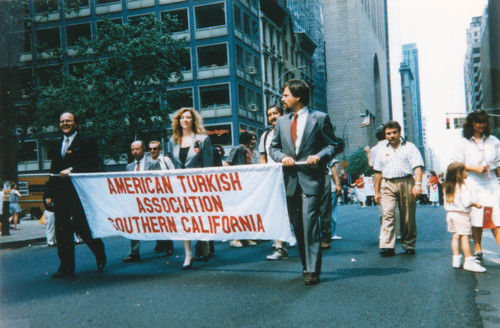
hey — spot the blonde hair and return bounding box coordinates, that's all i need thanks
[171,108,205,144]
[444,162,466,204]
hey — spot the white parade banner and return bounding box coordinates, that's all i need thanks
[70,164,294,242]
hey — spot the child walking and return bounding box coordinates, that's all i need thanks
[444,162,486,272]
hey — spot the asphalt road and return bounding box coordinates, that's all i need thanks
[0,204,495,328]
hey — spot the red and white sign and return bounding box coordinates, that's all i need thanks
[70,164,294,242]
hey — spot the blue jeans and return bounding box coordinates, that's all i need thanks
[331,192,339,236]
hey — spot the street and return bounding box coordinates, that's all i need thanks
[1,204,499,328]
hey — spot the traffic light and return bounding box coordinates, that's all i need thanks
[446,117,450,129]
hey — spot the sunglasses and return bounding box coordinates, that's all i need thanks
[149,147,159,151]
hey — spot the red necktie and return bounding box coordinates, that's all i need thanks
[135,161,140,171]
[291,112,298,148]
[246,149,251,163]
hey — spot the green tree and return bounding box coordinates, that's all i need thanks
[35,16,187,161]
[346,147,372,178]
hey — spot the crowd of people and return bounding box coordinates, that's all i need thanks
[2,78,498,284]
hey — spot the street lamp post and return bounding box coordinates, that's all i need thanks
[342,114,366,159]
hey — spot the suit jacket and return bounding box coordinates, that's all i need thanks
[46,132,103,205]
[126,157,161,172]
[168,134,213,169]
[270,108,339,196]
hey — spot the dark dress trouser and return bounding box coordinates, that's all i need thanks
[287,185,322,275]
[55,192,105,271]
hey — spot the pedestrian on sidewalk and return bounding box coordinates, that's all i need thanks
[9,182,22,230]
[444,162,486,272]
[1,181,11,236]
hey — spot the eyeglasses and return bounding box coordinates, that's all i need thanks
[60,120,74,124]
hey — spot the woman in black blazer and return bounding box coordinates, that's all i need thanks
[168,108,213,270]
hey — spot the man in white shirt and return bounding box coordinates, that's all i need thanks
[259,105,289,260]
[374,121,424,257]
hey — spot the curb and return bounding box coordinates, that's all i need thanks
[0,237,47,250]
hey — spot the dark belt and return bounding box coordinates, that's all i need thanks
[383,175,413,182]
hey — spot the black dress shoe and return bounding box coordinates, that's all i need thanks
[181,258,194,270]
[166,247,174,257]
[380,248,396,257]
[304,273,320,285]
[123,254,140,263]
[51,268,74,279]
[96,254,107,271]
[404,249,416,255]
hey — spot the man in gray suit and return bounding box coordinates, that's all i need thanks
[270,79,340,285]
[123,140,162,263]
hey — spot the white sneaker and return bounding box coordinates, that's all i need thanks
[452,255,463,269]
[331,235,343,240]
[266,248,288,260]
[463,257,487,272]
[230,240,243,248]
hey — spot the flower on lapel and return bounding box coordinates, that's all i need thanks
[194,140,201,154]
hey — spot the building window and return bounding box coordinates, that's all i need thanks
[96,18,122,30]
[37,65,62,86]
[197,44,228,69]
[96,0,120,4]
[236,45,244,70]
[66,23,91,47]
[36,28,60,49]
[68,61,87,78]
[238,85,246,109]
[34,0,58,13]
[243,13,251,36]
[200,84,230,109]
[165,88,193,109]
[162,8,189,33]
[64,0,89,8]
[234,4,242,30]
[252,20,259,41]
[180,49,191,71]
[18,141,38,162]
[195,3,226,29]
[128,14,153,25]
[19,68,33,97]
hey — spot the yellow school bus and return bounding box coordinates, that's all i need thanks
[17,173,49,219]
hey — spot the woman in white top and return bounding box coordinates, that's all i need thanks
[452,110,500,260]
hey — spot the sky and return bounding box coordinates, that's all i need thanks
[387,0,488,172]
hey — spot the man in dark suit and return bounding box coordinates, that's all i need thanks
[270,79,339,285]
[46,112,106,279]
[122,140,163,263]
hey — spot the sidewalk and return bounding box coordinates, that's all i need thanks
[0,216,47,249]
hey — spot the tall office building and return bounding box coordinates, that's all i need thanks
[400,43,424,159]
[286,0,326,112]
[464,16,483,112]
[322,0,392,157]
[464,0,500,122]
[13,0,321,173]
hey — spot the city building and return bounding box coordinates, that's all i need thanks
[464,0,500,123]
[322,0,392,158]
[400,43,424,160]
[13,0,323,174]
[464,16,483,112]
